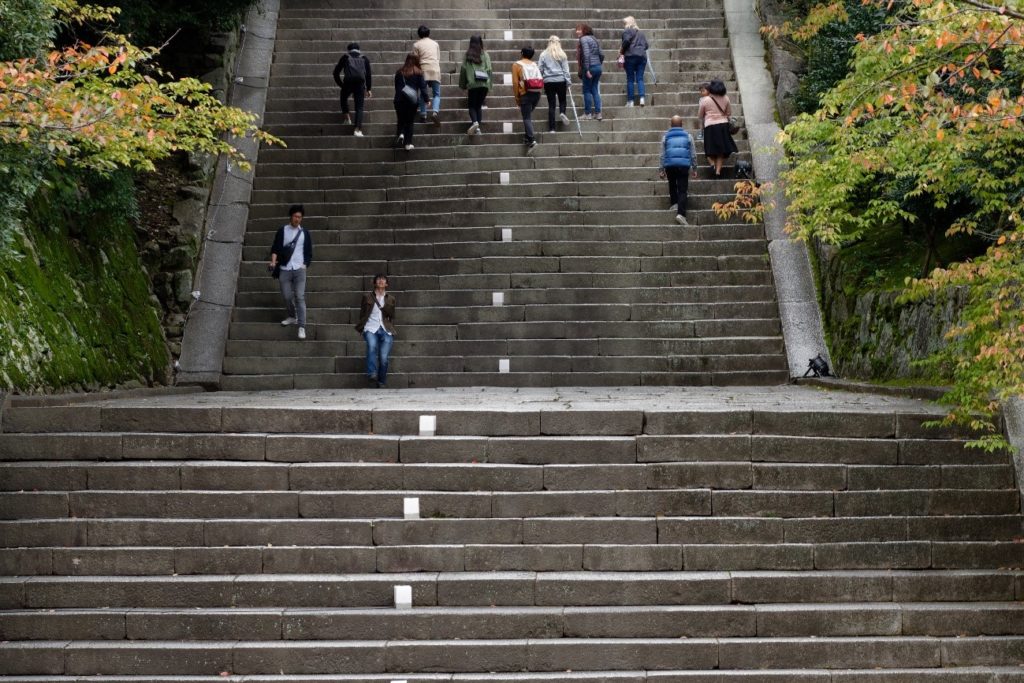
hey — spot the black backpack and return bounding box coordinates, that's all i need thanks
[344,54,367,83]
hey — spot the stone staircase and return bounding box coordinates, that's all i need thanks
[223,0,788,389]
[1,387,1023,679]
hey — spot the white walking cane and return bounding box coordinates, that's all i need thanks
[646,48,658,85]
[567,84,583,137]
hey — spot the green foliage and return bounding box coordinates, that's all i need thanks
[99,0,255,46]
[0,166,169,390]
[779,0,1024,448]
[0,0,53,59]
[794,0,887,113]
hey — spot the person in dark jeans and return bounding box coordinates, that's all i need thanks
[268,204,314,340]
[458,35,492,135]
[355,274,397,388]
[659,115,699,226]
[333,43,372,136]
[393,53,430,151]
[512,46,543,153]
[539,35,571,133]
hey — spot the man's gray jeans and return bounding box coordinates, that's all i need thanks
[279,267,307,326]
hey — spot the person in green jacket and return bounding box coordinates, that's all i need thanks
[458,35,492,136]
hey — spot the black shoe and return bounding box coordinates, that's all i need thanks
[367,374,378,385]
[377,381,386,389]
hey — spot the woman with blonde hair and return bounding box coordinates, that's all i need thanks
[538,35,571,132]
[620,15,649,106]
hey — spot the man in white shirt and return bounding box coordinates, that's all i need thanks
[355,274,397,387]
[412,25,442,124]
[268,205,313,340]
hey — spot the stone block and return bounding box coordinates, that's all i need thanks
[753,463,847,491]
[52,548,176,576]
[126,609,281,640]
[0,609,125,640]
[645,462,752,489]
[0,548,52,576]
[288,463,402,490]
[523,518,656,544]
[683,544,813,571]
[751,411,895,438]
[535,572,731,606]
[731,571,893,603]
[718,636,940,669]
[563,605,756,638]
[660,517,784,544]
[0,641,67,674]
[638,435,751,462]
[891,571,1015,601]
[232,641,386,674]
[373,519,522,545]
[783,517,908,543]
[616,490,711,516]
[269,435,399,462]
[100,407,222,433]
[487,437,636,464]
[373,410,540,436]
[86,463,180,490]
[385,640,527,673]
[814,542,931,570]
[399,436,489,463]
[437,572,535,606]
[123,433,265,461]
[712,491,834,518]
[493,491,615,517]
[0,433,122,461]
[404,463,542,491]
[204,519,372,546]
[262,546,377,573]
[644,410,752,435]
[583,544,682,571]
[527,637,718,670]
[173,547,263,575]
[543,464,646,490]
[902,603,1024,636]
[757,604,901,637]
[377,545,465,572]
[222,407,371,434]
[463,544,582,571]
[2,406,100,433]
[540,410,644,435]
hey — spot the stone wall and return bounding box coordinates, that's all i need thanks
[755,0,806,126]
[142,30,242,363]
[815,243,966,380]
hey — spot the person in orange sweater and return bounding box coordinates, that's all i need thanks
[511,46,544,154]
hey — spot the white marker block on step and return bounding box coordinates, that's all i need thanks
[403,497,420,520]
[501,229,512,242]
[392,680,409,683]
[504,30,514,41]
[492,292,504,306]
[499,172,510,185]
[419,415,436,437]
[502,122,513,133]
[394,585,413,609]
[499,358,510,373]
[502,73,512,86]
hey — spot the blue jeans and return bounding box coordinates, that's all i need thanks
[582,65,602,114]
[624,55,646,100]
[363,327,394,383]
[419,80,441,115]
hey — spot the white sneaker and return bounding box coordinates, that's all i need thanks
[560,113,570,124]
[668,204,678,212]
[526,140,538,155]
[639,97,646,106]
[297,327,306,340]
[404,144,414,151]
[675,214,689,226]
[353,129,364,137]
[280,317,297,327]
[468,122,480,135]
[626,101,634,107]
[397,133,404,145]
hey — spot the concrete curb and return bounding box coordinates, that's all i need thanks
[1005,397,1024,500]
[177,0,280,388]
[724,0,832,379]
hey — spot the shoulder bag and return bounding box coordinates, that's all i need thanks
[269,228,303,279]
[399,74,419,104]
[711,97,740,135]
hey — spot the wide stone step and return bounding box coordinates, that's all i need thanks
[4,602,1024,641]
[4,539,1023,575]
[7,635,1024,676]
[3,515,1021,548]
[3,570,1023,607]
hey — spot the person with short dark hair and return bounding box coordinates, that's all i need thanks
[575,23,603,120]
[458,35,492,136]
[698,79,738,177]
[333,42,373,137]
[512,45,543,154]
[269,205,313,340]
[394,53,431,151]
[355,274,396,388]
[659,116,699,226]
[412,25,441,125]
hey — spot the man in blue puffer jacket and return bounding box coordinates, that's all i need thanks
[659,115,699,226]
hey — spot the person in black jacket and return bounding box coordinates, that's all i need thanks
[394,53,430,151]
[268,205,314,340]
[333,43,372,137]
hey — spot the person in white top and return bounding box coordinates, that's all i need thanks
[412,25,442,125]
[355,274,397,387]
[268,205,313,340]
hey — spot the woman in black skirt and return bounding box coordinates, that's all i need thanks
[698,80,738,177]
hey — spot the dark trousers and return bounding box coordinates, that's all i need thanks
[544,81,567,130]
[666,166,691,215]
[519,91,541,143]
[394,101,417,144]
[340,82,366,127]
[467,87,487,123]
